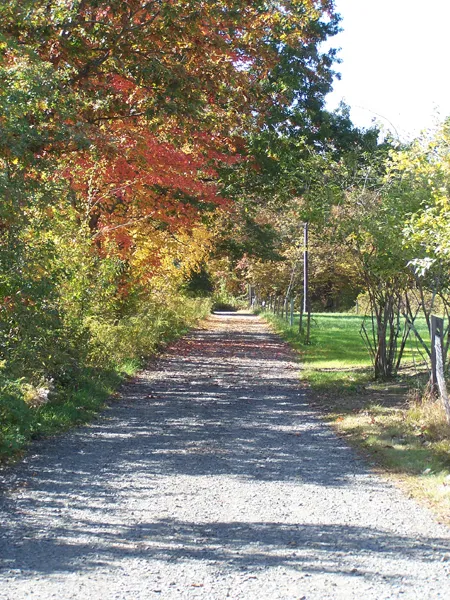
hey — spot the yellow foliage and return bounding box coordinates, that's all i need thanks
[129,221,215,292]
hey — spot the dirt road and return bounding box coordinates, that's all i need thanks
[1,312,449,599]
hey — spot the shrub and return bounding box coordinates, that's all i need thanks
[0,378,32,457]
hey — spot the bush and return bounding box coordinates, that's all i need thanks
[86,296,211,369]
[0,378,32,457]
[0,294,212,462]
[211,283,246,311]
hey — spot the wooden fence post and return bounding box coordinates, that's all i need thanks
[431,315,450,424]
[303,222,308,317]
[299,294,304,334]
[431,315,439,391]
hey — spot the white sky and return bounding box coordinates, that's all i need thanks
[325,0,450,140]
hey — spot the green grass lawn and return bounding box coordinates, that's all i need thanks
[265,311,431,392]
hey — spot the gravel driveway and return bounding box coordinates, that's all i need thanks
[1,312,450,599]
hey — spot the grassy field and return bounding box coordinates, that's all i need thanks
[267,312,430,391]
[264,311,450,524]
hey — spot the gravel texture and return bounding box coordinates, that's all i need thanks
[1,311,450,600]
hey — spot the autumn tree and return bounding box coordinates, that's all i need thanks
[0,1,340,383]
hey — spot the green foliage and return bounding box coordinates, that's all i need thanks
[0,295,211,462]
[30,368,122,438]
[394,120,450,295]
[0,377,32,456]
[184,266,215,298]
[86,296,211,368]
[211,285,245,311]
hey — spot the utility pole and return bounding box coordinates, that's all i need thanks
[303,222,308,315]
[303,222,311,344]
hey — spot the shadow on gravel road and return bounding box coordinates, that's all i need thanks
[1,314,450,584]
[1,516,449,581]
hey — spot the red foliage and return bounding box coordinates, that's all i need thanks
[61,117,237,260]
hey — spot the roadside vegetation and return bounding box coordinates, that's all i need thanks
[0,297,211,462]
[265,311,450,523]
